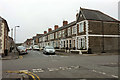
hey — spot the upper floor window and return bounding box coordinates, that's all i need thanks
[56,32,57,39]
[68,27,71,36]
[62,30,65,37]
[59,31,61,38]
[72,25,77,34]
[79,22,84,33]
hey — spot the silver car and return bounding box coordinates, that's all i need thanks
[43,46,55,55]
[17,46,28,55]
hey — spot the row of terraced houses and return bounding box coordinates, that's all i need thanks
[24,8,120,53]
[0,16,14,57]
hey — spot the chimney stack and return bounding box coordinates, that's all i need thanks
[48,28,52,32]
[54,25,59,30]
[44,31,47,34]
[76,13,78,19]
[63,21,68,26]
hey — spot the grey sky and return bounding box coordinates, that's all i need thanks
[0,0,119,43]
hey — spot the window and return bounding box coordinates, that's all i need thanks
[69,40,71,48]
[59,31,61,37]
[72,25,77,34]
[68,27,71,36]
[64,41,65,48]
[62,30,65,37]
[79,22,84,32]
[56,32,57,39]
[67,40,68,48]
[78,38,85,49]
[50,33,54,39]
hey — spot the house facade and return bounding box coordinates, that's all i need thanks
[28,8,119,53]
[0,17,10,57]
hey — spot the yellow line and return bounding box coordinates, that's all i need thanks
[19,56,23,59]
[6,71,36,80]
[22,71,36,80]
[29,72,40,80]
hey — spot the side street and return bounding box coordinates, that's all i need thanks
[0,3,120,80]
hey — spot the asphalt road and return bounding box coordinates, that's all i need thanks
[2,50,118,79]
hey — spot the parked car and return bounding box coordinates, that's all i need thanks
[43,46,55,55]
[17,46,28,55]
[33,45,40,51]
[26,46,33,50]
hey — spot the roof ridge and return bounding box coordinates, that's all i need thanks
[81,7,100,12]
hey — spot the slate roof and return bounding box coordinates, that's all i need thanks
[43,21,76,36]
[80,8,118,22]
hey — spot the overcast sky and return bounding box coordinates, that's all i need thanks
[0,0,119,43]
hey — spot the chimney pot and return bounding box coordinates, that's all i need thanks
[48,28,52,32]
[63,21,68,26]
[44,31,47,34]
[54,25,59,30]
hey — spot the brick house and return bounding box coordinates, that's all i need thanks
[75,8,119,53]
[0,16,10,57]
[32,8,119,53]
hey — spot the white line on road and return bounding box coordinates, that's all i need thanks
[91,69,118,78]
[111,75,118,78]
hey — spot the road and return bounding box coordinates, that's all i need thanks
[2,50,118,79]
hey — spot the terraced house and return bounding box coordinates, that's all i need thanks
[0,16,10,57]
[39,8,119,53]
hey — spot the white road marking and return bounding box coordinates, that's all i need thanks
[60,56,68,57]
[111,75,118,78]
[32,68,44,73]
[91,69,118,78]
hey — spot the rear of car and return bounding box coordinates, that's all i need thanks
[17,46,28,55]
[33,45,40,51]
[43,46,55,55]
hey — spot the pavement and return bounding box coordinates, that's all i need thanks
[55,51,118,56]
[0,50,19,60]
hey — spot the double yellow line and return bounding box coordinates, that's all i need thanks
[6,70,40,80]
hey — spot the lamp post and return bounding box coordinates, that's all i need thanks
[14,26,20,43]
[14,26,20,54]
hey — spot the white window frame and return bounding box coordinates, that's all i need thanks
[78,37,85,49]
[79,22,84,33]
[68,27,71,36]
[72,25,77,34]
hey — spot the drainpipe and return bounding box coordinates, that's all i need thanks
[101,21,105,53]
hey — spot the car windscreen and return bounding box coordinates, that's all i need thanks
[45,46,54,49]
[34,45,39,48]
[18,46,26,50]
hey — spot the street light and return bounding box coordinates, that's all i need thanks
[14,26,20,54]
[14,26,20,43]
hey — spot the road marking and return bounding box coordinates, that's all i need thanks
[29,71,40,80]
[6,70,40,80]
[111,75,118,78]
[31,65,81,73]
[19,56,23,59]
[91,69,118,78]
[60,56,68,57]
[32,68,44,73]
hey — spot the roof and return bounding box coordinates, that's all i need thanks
[0,16,10,31]
[78,8,118,22]
[43,21,76,37]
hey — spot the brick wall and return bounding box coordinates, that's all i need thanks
[89,36,118,53]
[88,21,119,35]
